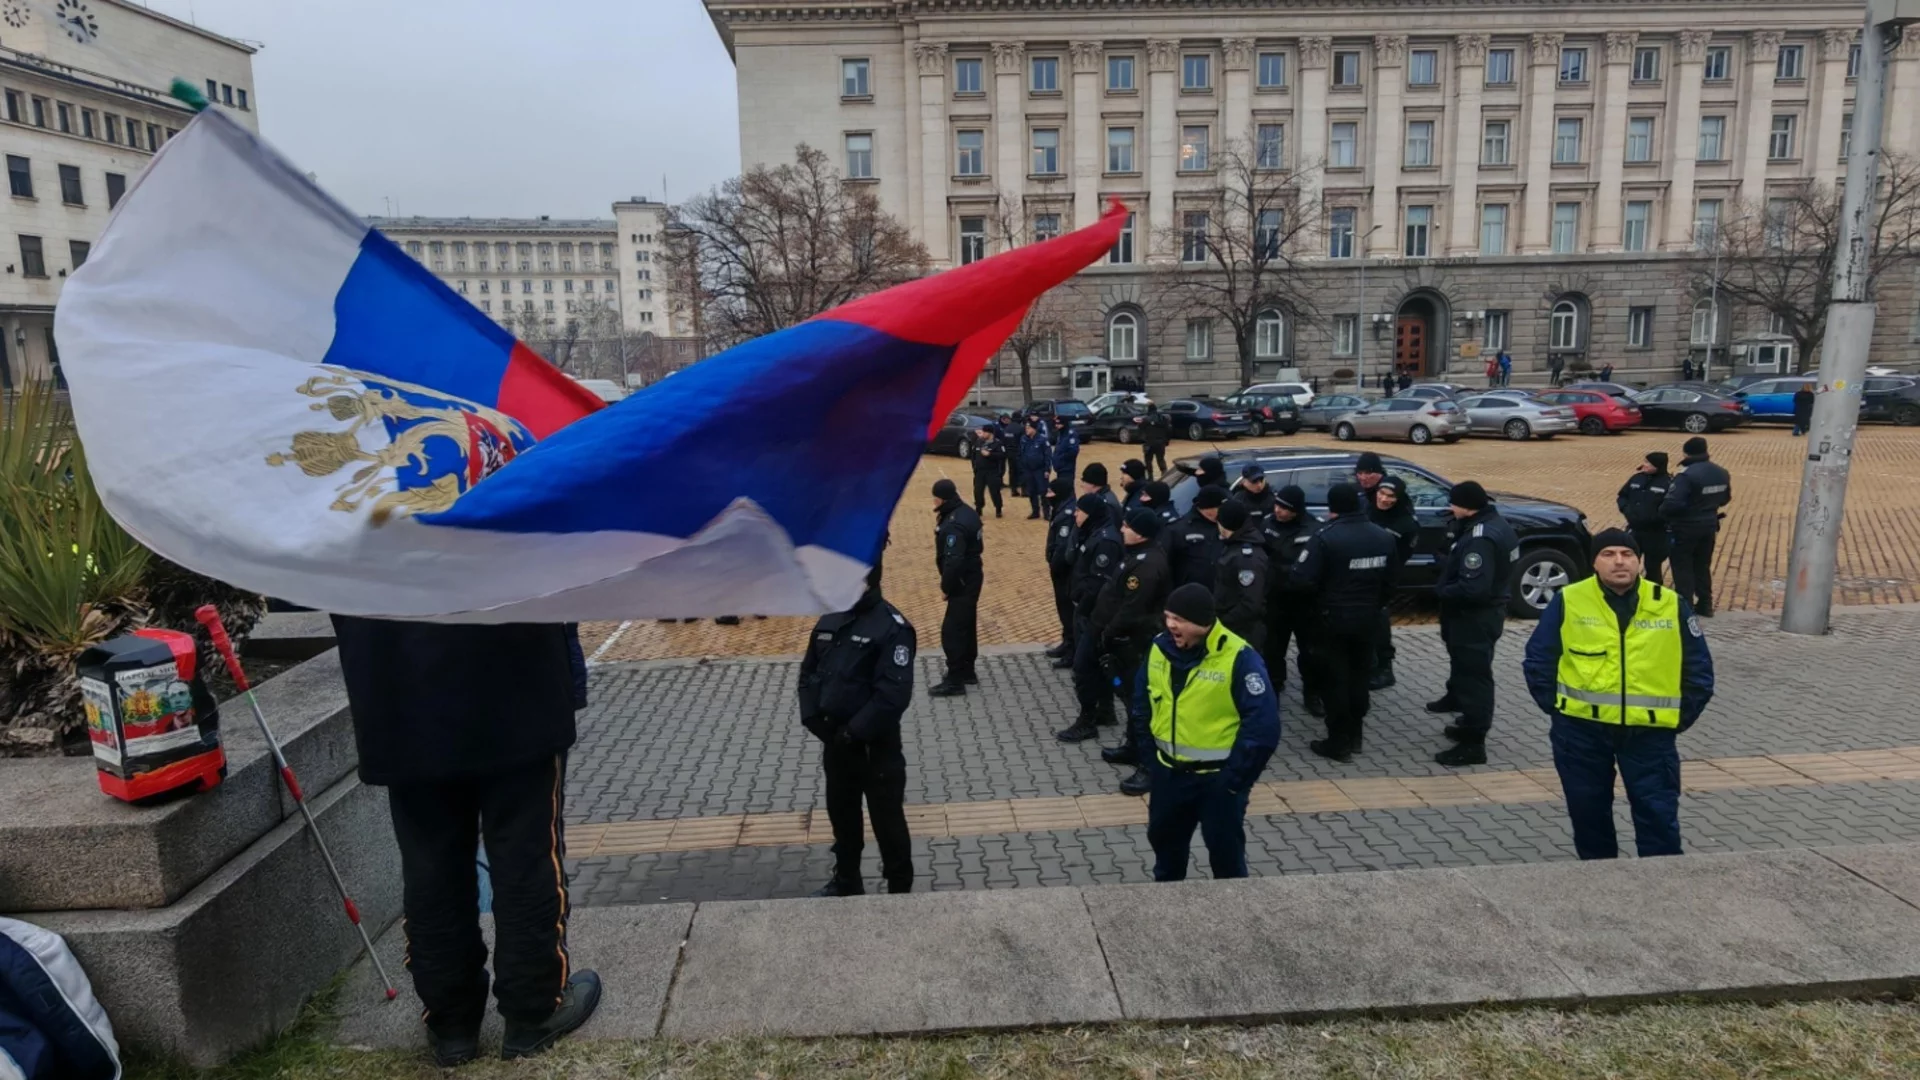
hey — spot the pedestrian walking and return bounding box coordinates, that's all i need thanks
[1497,350,1512,387]
[1043,475,1079,667]
[799,560,917,896]
[1397,372,1412,392]
[1134,583,1280,881]
[1617,451,1672,583]
[1289,484,1396,762]
[969,428,1005,518]
[1058,494,1124,740]
[1485,355,1500,388]
[1092,509,1173,797]
[929,478,984,697]
[1548,354,1565,387]
[1429,481,1519,767]
[1380,370,1395,393]
[1168,486,1228,589]
[1017,417,1051,518]
[1791,383,1819,437]
[1260,483,1324,715]
[1662,436,1732,617]
[1211,500,1269,653]
[1368,475,1419,690]
[1140,403,1171,475]
[1523,530,1715,860]
[1681,357,1696,382]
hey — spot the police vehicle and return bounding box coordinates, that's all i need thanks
[1163,447,1593,618]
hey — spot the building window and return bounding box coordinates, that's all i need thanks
[1256,123,1284,169]
[1694,198,1723,248]
[103,114,118,143]
[1632,47,1661,81]
[958,216,986,264]
[79,108,95,138]
[147,124,161,149]
[1484,310,1510,350]
[956,130,985,175]
[1031,129,1059,174]
[1033,213,1062,242]
[1482,120,1511,165]
[456,280,469,295]
[405,241,423,259]
[1334,314,1359,356]
[2,90,18,122]
[57,164,82,205]
[844,133,873,178]
[1698,115,1726,160]
[1550,299,1581,350]
[1255,209,1284,258]
[1256,310,1286,357]
[479,281,490,294]
[1109,211,1136,264]
[522,279,532,293]
[1408,49,1438,87]
[1181,211,1211,262]
[1486,48,1515,86]
[1183,54,1212,90]
[1551,202,1580,253]
[1404,205,1432,257]
[1691,298,1719,345]
[236,88,249,110]
[1257,52,1286,88]
[1180,125,1210,170]
[1108,311,1139,361]
[30,96,44,127]
[544,299,555,313]
[1107,126,1135,172]
[65,240,88,271]
[955,57,983,94]
[221,84,234,105]
[1626,117,1654,162]
[1776,44,1804,80]
[1842,112,1854,157]
[1704,46,1731,81]
[101,169,124,206]
[1108,54,1134,91]
[1849,42,1863,79]
[55,102,71,133]
[1404,120,1434,167]
[1330,121,1358,167]
[1480,204,1508,255]
[1627,306,1653,348]
[1765,197,1793,248]
[1035,331,1063,364]
[5,155,29,199]
[543,280,554,293]
[1333,51,1361,86]
[1031,56,1059,92]
[18,234,45,278]
[564,279,575,293]
[1328,207,1356,258]
[1559,47,1588,83]
[842,58,870,97]
[1769,114,1797,160]
[1185,318,1212,361]
[1624,200,1651,252]
[481,300,491,313]
[1554,117,1583,163]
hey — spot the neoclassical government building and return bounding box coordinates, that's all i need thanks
[703,1,1919,396]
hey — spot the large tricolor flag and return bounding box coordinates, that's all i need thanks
[57,108,1124,621]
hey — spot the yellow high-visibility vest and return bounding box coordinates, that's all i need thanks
[1555,576,1683,728]
[1147,623,1250,768]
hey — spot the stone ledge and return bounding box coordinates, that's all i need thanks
[242,611,337,662]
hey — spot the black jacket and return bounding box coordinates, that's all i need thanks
[1617,471,1671,532]
[1261,512,1323,623]
[331,616,579,786]
[1662,455,1732,534]
[1071,516,1124,615]
[1234,485,1277,519]
[1436,507,1520,610]
[1290,514,1397,634]
[797,590,917,745]
[1091,543,1173,652]
[1045,500,1078,573]
[1213,524,1270,644]
[935,500,985,594]
[970,435,1007,477]
[1167,509,1224,589]
[1368,499,1419,576]
[1140,410,1171,446]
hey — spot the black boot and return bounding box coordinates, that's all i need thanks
[428,1028,481,1069]
[928,681,966,697]
[1426,697,1462,713]
[1309,738,1352,763]
[1051,655,1074,670]
[714,615,742,625]
[1101,743,1138,766]
[1304,696,1326,719]
[1055,718,1100,743]
[1045,642,1071,659]
[1368,663,1395,690]
[501,972,603,1060]
[1442,723,1471,742]
[810,876,865,897]
[1119,768,1151,796]
[1094,708,1118,727]
[1434,740,1487,767]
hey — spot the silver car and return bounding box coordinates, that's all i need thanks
[1331,398,1465,445]
[1455,393,1578,440]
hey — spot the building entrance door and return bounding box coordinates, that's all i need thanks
[1395,316,1427,378]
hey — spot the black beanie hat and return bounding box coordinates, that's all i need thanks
[1164,582,1216,627]
[1591,527,1642,558]
[1124,508,1163,540]
[1143,480,1172,506]
[1193,485,1229,510]
[1196,456,1226,486]
[1217,500,1250,531]
[1683,436,1709,457]
[932,478,958,501]
[1048,475,1074,499]
[1327,483,1363,514]
[1081,462,1109,485]
[1450,481,1490,512]
[1076,492,1108,517]
[1276,484,1307,513]
[1379,475,1407,499]
[1356,451,1385,475]
[1645,451,1669,471]
[1121,459,1147,479]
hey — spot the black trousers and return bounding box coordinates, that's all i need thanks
[386,754,572,1035]
[1633,528,1670,586]
[972,471,1003,515]
[1316,627,1374,751]
[1143,442,1168,475]
[822,739,912,890]
[1441,605,1505,735]
[1071,614,1115,723]
[1050,565,1075,646]
[1022,468,1048,516]
[1264,616,1322,701]
[1669,530,1717,612]
[941,578,981,680]
[1005,453,1020,494]
[1373,608,1396,668]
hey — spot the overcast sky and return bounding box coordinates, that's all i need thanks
[135,0,741,219]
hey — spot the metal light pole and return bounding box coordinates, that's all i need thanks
[1781,2,1918,635]
[1356,223,1383,390]
[1706,236,1722,382]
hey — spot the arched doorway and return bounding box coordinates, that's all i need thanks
[1393,291,1451,379]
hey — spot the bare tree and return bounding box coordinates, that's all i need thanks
[508,305,585,374]
[665,144,930,347]
[982,185,1072,405]
[1691,155,1920,371]
[1151,137,1322,387]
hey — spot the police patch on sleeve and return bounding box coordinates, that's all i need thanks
[893,644,910,666]
[1687,615,1703,638]
[1297,548,1309,563]
[1464,552,1484,570]
[945,534,957,547]
[1244,671,1267,696]
[1238,569,1255,587]
[1058,525,1069,537]
[1096,553,1111,567]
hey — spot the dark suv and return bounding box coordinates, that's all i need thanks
[1164,447,1592,618]
[1022,399,1093,429]
[1861,375,1920,426]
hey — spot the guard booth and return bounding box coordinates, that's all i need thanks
[1063,357,1111,403]
[1732,333,1798,375]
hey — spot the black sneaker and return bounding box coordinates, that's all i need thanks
[1426,698,1461,714]
[810,877,865,897]
[1101,744,1138,766]
[1119,769,1151,797]
[885,879,912,894]
[714,615,742,626]
[1094,711,1118,727]
[501,972,602,1061]
[1308,738,1352,763]
[1055,719,1100,743]
[928,681,966,698]
[428,1028,481,1068]
[1434,742,1487,767]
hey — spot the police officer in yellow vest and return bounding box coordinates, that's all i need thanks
[1129,583,1281,881]
[1523,528,1715,860]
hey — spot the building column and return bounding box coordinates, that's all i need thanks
[1447,34,1489,255]
[915,43,950,266]
[1368,35,1407,256]
[1740,31,1782,207]
[904,33,923,245]
[1887,29,1920,158]
[1146,38,1180,246]
[1593,32,1636,251]
[1070,41,1103,228]
[1813,29,1853,189]
[1223,37,1255,150]
[992,41,1026,226]
[1297,37,1331,216]
[1521,33,1563,254]
[1664,30,1710,250]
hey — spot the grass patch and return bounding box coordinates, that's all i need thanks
[122,996,1920,1079]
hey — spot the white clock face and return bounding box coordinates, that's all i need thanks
[56,0,99,43]
[2,1,29,29]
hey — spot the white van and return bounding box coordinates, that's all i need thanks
[1243,381,1315,407]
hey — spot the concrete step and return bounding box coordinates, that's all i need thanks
[243,610,337,662]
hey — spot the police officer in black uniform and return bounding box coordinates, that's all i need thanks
[1429,481,1519,766]
[1140,480,1180,537]
[1058,494,1123,741]
[1169,486,1228,588]
[1260,483,1324,714]
[997,414,1021,496]
[1662,437,1732,616]
[1233,463,1277,518]
[1140,402,1172,474]
[1120,459,1149,512]
[1092,509,1173,797]
[1044,475,1079,667]
[798,560,917,897]
[929,478,984,697]
[1617,451,1672,584]
[1212,500,1269,653]
[1368,475,1419,690]
[1017,417,1052,519]
[1290,483,1396,762]
[969,428,1006,518]
[1080,461,1124,519]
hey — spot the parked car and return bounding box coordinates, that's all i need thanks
[1086,390,1151,413]
[1562,381,1641,399]
[1730,376,1817,422]
[1083,400,1150,442]
[1453,393,1577,440]
[1222,391,1303,437]
[1331,397,1465,445]
[1861,375,1920,425]
[1629,384,1752,433]
[1023,399,1093,429]
[1164,398,1253,440]
[1392,382,1474,402]
[572,378,627,403]
[1163,447,1592,618]
[1716,373,1778,393]
[1296,392,1377,431]
[926,410,999,458]
[1243,381,1315,406]
[1534,388,1644,434]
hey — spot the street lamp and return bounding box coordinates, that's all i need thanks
[1701,212,1748,382]
[1355,223,1383,389]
